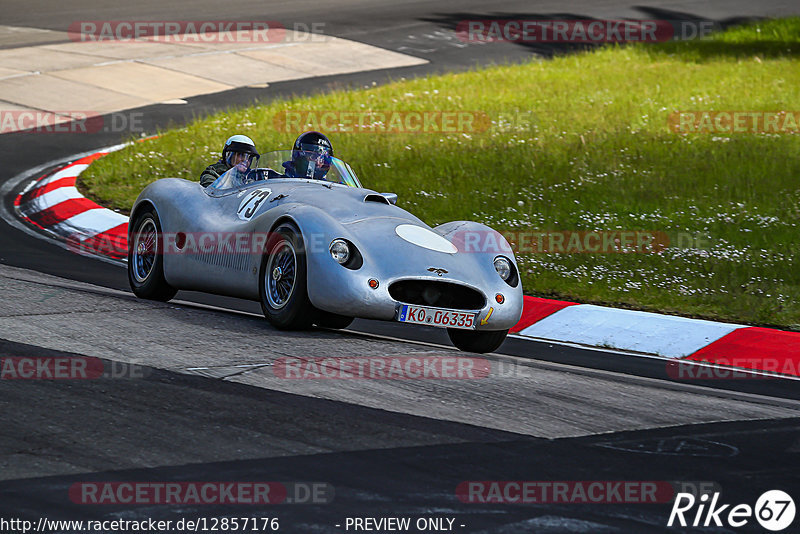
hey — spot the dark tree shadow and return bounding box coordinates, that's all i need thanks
[421,7,799,61]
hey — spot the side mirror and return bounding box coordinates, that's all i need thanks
[381,193,398,205]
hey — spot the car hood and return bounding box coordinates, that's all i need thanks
[277,181,475,269]
[275,181,426,226]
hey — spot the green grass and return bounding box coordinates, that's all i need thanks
[81,18,800,328]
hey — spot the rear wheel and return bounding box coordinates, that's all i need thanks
[128,209,177,302]
[447,328,509,353]
[259,224,315,330]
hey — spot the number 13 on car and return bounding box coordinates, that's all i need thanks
[238,188,271,221]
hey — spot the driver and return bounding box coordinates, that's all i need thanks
[282,131,334,180]
[200,134,260,187]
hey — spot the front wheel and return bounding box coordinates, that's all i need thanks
[259,224,315,330]
[448,328,509,353]
[315,311,354,330]
[128,209,177,302]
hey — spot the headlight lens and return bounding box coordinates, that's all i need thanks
[330,239,350,264]
[494,256,512,281]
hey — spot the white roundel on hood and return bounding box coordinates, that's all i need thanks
[395,224,458,254]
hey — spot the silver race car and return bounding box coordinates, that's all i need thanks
[128,149,523,353]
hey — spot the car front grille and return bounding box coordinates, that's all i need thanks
[389,280,486,310]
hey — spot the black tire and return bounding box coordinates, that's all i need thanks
[259,224,315,330]
[128,208,177,302]
[315,311,354,330]
[448,328,509,353]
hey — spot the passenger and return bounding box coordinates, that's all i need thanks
[200,135,260,187]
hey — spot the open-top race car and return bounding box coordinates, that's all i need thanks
[128,149,523,353]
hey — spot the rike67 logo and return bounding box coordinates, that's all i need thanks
[668,490,795,531]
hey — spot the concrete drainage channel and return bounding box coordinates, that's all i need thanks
[0,27,428,134]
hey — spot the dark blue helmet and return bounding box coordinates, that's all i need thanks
[291,131,333,180]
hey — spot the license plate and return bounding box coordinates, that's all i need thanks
[397,305,476,330]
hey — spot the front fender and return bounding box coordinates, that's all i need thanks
[435,220,518,264]
[270,204,387,314]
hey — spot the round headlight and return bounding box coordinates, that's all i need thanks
[330,239,350,264]
[494,256,512,281]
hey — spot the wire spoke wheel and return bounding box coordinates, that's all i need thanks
[127,208,176,302]
[259,224,314,330]
[132,218,158,283]
[266,240,297,310]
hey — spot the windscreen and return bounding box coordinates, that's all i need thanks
[208,150,362,191]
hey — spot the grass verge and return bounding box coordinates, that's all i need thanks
[81,18,800,328]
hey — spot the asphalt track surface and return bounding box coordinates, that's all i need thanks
[2,1,800,532]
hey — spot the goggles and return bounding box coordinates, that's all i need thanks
[227,151,259,168]
[296,144,332,166]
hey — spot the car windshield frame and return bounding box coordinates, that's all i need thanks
[206,149,362,195]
